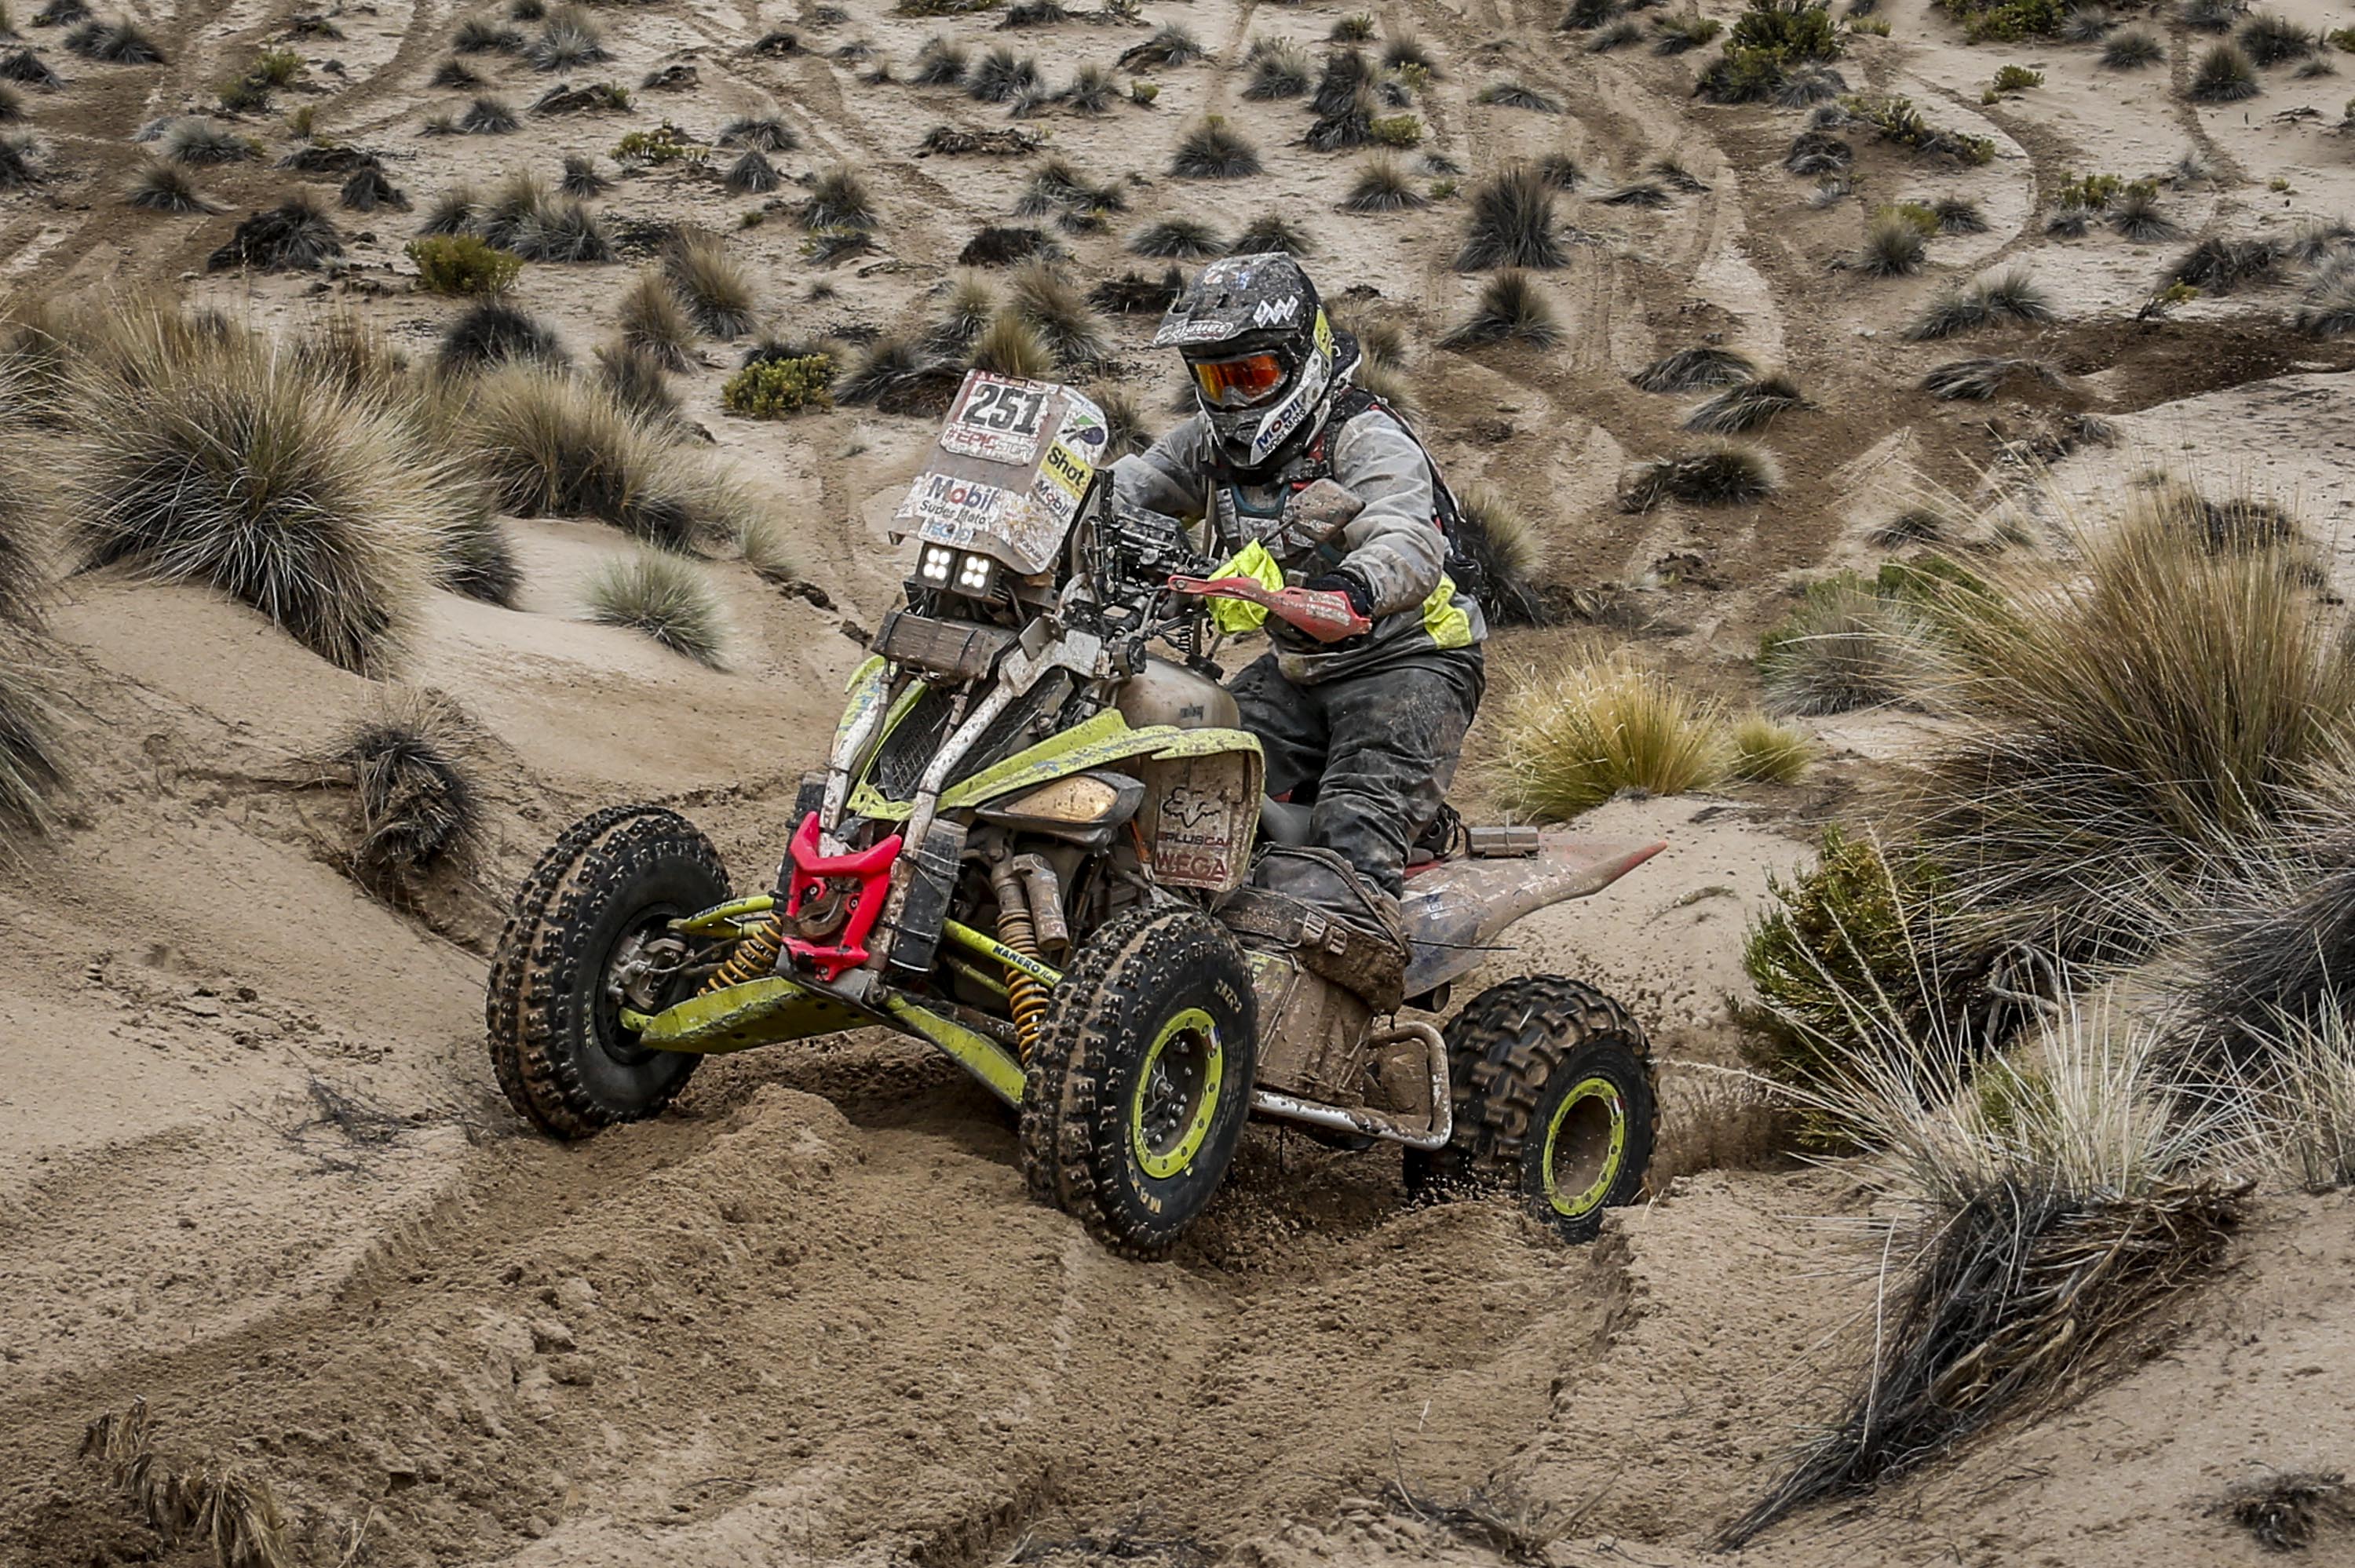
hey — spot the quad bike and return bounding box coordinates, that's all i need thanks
[486,371,1664,1256]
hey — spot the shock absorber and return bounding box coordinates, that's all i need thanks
[703,910,788,994]
[989,861,1049,1060]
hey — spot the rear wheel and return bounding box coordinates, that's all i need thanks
[485,807,730,1139]
[1019,906,1259,1258]
[1406,975,1656,1243]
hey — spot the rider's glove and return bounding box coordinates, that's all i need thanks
[1303,571,1374,622]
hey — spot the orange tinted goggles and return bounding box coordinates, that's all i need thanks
[1188,350,1288,409]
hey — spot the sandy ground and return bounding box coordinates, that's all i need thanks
[5,0,2355,1562]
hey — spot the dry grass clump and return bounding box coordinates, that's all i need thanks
[340,162,407,213]
[126,158,218,213]
[583,546,727,665]
[1129,216,1224,257]
[1618,443,1780,511]
[2100,27,2163,67]
[911,35,967,84]
[1007,261,1106,366]
[616,268,693,370]
[84,1401,299,1568]
[438,297,567,373]
[1477,78,1561,112]
[474,173,612,261]
[1448,481,1548,624]
[1244,37,1310,99]
[2169,234,2280,293]
[1922,355,2061,400]
[1455,164,1565,271]
[1231,211,1313,256]
[967,308,1054,378]
[69,317,463,675]
[802,165,877,231]
[2188,42,2260,100]
[0,46,58,87]
[1785,129,1850,175]
[1497,646,1729,819]
[2294,259,2355,338]
[338,688,483,888]
[2214,1471,2354,1552]
[834,335,962,414]
[1729,713,1813,783]
[967,43,1038,101]
[1345,155,1429,213]
[560,152,609,198]
[592,341,679,426]
[1905,268,2054,339]
[457,93,521,133]
[1170,116,1261,179]
[1440,271,1561,348]
[2237,11,2314,65]
[1685,372,1805,434]
[661,232,757,337]
[1630,344,1754,392]
[0,362,66,840]
[723,147,779,195]
[1758,567,1946,717]
[1119,21,1204,68]
[960,223,1063,266]
[207,194,342,273]
[161,115,254,164]
[66,16,162,62]
[2109,184,2179,242]
[1856,208,1927,276]
[464,365,750,549]
[524,3,604,70]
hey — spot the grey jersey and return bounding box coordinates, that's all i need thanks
[1110,403,1487,684]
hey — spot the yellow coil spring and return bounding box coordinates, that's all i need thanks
[997,904,1049,1061]
[703,911,788,994]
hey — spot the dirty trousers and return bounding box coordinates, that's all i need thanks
[1228,648,1484,898]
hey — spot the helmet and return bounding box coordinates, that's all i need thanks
[1153,253,1344,472]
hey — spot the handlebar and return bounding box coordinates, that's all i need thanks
[1166,575,1372,644]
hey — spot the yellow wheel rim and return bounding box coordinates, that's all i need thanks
[1541,1074,1627,1219]
[1130,1007,1224,1180]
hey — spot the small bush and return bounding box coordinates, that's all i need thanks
[1989,63,2042,92]
[1758,568,1941,716]
[968,43,1038,101]
[1170,116,1261,179]
[1449,482,1549,624]
[126,158,217,213]
[2189,42,2259,100]
[66,16,162,62]
[2239,12,2314,66]
[1330,12,1376,41]
[583,547,728,665]
[162,116,255,165]
[2101,27,2163,67]
[1685,372,1805,433]
[1498,647,1729,820]
[612,120,703,165]
[2170,234,2281,292]
[207,195,342,272]
[408,232,521,294]
[721,353,834,416]
[968,308,1053,378]
[1129,216,1225,257]
[802,166,877,231]
[1455,165,1565,271]
[1368,112,1423,146]
[438,298,567,374]
[1477,78,1561,111]
[1244,38,1309,99]
[339,690,482,886]
[525,4,604,70]
[1345,155,1428,212]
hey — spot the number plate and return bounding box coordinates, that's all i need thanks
[939,373,1053,465]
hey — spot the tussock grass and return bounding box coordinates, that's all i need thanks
[1008,261,1106,366]
[0,47,57,86]
[1586,18,1641,50]
[1119,21,1204,68]
[2189,42,2259,100]
[1922,355,2060,399]
[453,15,524,52]
[1476,78,1561,112]
[716,97,797,151]
[2101,27,2163,67]
[1310,47,1371,116]
[1729,713,1813,783]
[126,158,217,213]
[1758,569,1944,717]
[84,1402,299,1568]
[617,269,693,370]
[2238,12,2314,65]
[2215,1471,2355,1552]
[1455,164,1565,271]
[1857,208,1927,276]
[802,165,878,231]
[1097,385,1151,458]
[1350,355,1421,421]
[723,148,779,195]
[967,43,1038,100]
[1086,265,1180,315]
[1619,443,1780,511]
[1630,344,1754,392]
[524,4,604,70]
[1786,129,1850,174]
[1440,270,1561,348]
[1931,195,1986,234]
[417,182,479,236]
[339,687,483,886]
[339,163,406,213]
[1170,116,1261,179]
[0,618,66,839]
[1450,480,1549,623]
[1345,155,1428,212]
[70,318,463,674]
[1305,86,1375,151]
[1129,216,1225,257]
[583,546,727,665]
[1244,37,1309,98]
[661,232,757,337]
[2295,258,2355,338]
[911,35,967,84]
[2109,184,2180,242]
[65,16,162,62]
[1597,181,1670,208]
[1498,646,1729,819]
[1535,152,1581,189]
[1905,268,2054,339]
[960,223,1064,266]
[162,116,254,165]
[591,342,680,429]
[457,93,521,133]
[438,297,567,373]
[2170,233,2280,292]
[466,364,751,548]
[1652,13,1722,53]
[1231,210,1313,255]
[967,308,1054,378]
[834,335,961,414]
[1063,61,1115,115]
[929,271,999,348]
[555,152,607,199]
[1685,372,1805,433]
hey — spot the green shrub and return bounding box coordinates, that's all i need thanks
[1938,0,2067,41]
[1368,113,1423,147]
[1727,0,1842,60]
[407,234,522,295]
[720,354,834,416]
[613,121,704,165]
[252,47,302,86]
[1883,201,1941,235]
[1844,93,1996,164]
[1740,826,1977,1146]
[1850,15,1890,34]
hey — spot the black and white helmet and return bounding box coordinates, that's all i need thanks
[1152,253,1348,472]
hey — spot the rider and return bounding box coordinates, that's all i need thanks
[1110,253,1486,912]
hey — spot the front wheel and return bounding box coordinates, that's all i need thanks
[1019,906,1260,1259]
[1407,975,1656,1243]
[485,805,731,1139]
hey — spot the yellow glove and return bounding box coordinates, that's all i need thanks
[1206,541,1285,634]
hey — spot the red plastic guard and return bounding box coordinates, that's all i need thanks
[780,813,904,982]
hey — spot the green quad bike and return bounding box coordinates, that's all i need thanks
[487,371,1664,1256]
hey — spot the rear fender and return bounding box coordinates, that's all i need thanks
[1400,837,1664,999]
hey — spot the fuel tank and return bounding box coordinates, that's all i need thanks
[1115,655,1240,731]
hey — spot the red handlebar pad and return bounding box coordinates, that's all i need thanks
[1167,575,1371,644]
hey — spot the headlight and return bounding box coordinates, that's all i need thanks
[918,545,955,583]
[955,552,995,593]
